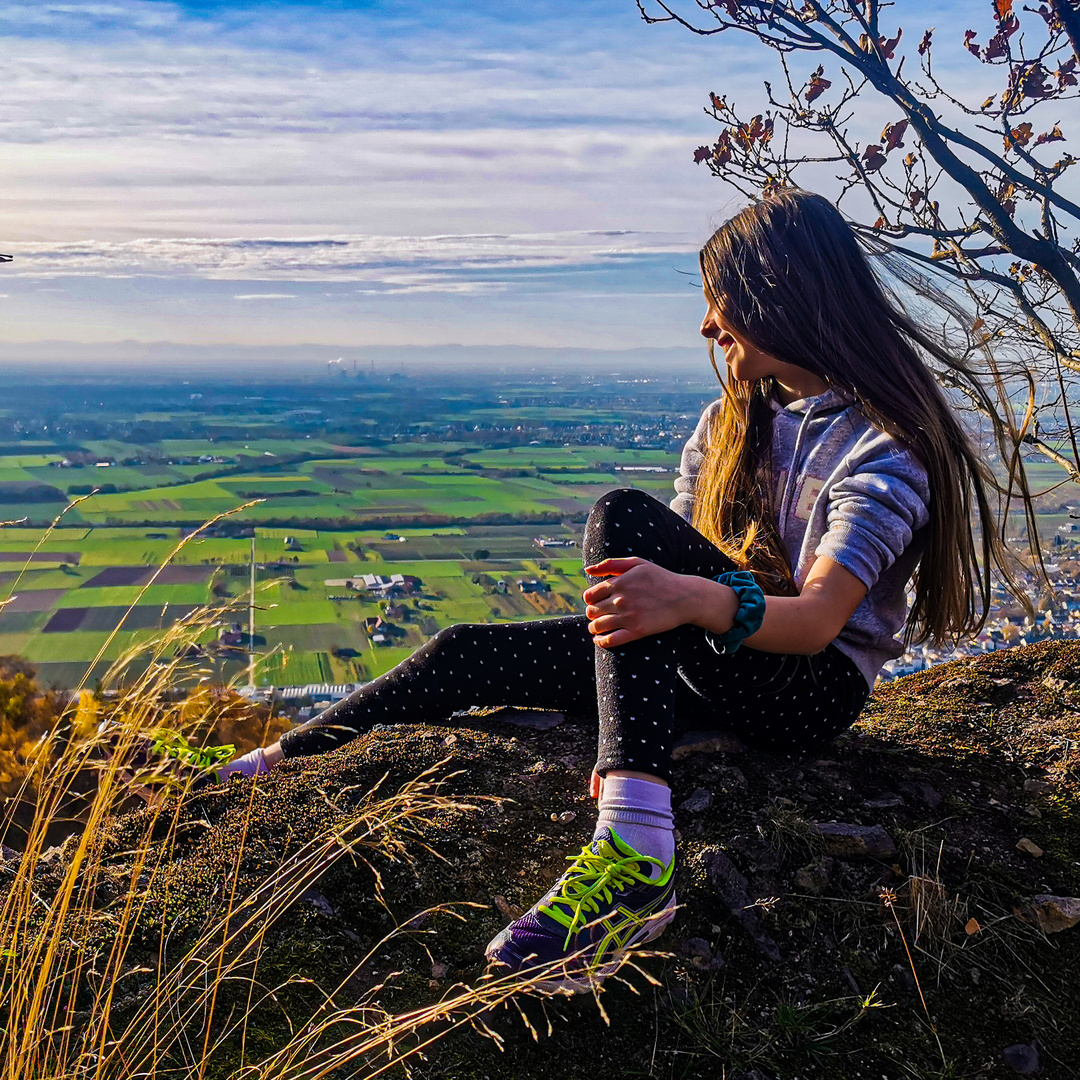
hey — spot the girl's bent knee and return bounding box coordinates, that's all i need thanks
[585,488,664,564]
[590,487,655,518]
[428,622,484,652]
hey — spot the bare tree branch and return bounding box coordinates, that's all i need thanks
[668,0,1080,483]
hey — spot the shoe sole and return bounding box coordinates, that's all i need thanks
[527,891,678,995]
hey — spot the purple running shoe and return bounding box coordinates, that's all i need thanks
[485,827,677,993]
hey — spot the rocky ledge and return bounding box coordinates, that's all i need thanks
[17,639,1080,1079]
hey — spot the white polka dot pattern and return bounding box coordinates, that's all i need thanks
[280,488,869,776]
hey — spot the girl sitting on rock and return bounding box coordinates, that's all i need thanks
[220,190,1026,991]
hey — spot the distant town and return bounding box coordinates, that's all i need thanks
[883,537,1080,679]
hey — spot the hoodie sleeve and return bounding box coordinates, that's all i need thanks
[814,442,930,591]
[671,401,721,522]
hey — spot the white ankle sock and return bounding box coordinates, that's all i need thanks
[595,775,675,873]
[217,746,269,780]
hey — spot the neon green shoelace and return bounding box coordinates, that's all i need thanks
[539,844,664,948]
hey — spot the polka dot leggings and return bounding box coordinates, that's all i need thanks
[279,488,869,782]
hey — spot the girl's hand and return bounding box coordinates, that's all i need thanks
[582,556,698,648]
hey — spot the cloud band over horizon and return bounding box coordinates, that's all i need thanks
[0,0,968,355]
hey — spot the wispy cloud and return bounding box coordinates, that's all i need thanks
[0,0,748,248]
[0,0,785,347]
[4,231,696,290]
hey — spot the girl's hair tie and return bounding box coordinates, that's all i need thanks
[706,571,766,655]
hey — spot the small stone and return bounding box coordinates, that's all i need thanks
[671,729,745,760]
[1016,837,1044,858]
[701,851,782,963]
[1023,806,1042,818]
[1029,895,1080,933]
[715,764,748,791]
[679,788,713,814]
[793,856,834,895]
[676,937,725,971]
[1023,779,1052,794]
[1002,1042,1040,1075]
[896,781,943,810]
[940,675,975,691]
[430,960,448,980]
[813,822,897,859]
[299,890,336,918]
[38,845,65,866]
[0,844,20,864]
[496,709,564,730]
[863,793,903,810]
[557,811,577,824]
[493,894,520,921]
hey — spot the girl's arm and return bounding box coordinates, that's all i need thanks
[737,555,867,655]
[583,555,866,656]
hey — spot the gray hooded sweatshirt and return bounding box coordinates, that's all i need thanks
[670,388,931,688]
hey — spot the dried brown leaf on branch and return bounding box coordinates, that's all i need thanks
[1006,121,1034,149]
[806,65,831,103]
[862,144,887,172]
[881,119,909,152]
[859,29,902,58]
[880,29,902,59]
[1034,124,1065,146]
[1015,61,1052,101]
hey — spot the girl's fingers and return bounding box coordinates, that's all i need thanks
[594,627,637,649]
[588,614,624,636]
[585,592,624,615]
[584,556,646,577]
[581,579,615,604]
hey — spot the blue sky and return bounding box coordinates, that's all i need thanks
[0,0,978,358]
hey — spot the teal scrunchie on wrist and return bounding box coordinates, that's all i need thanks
[706,570,766,655]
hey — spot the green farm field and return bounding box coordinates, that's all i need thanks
[0,438,660,689]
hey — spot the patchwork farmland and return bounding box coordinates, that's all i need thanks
[0,437,680,690]
[3,367,1074,693]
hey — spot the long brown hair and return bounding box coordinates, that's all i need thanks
[694,189,1031,647]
